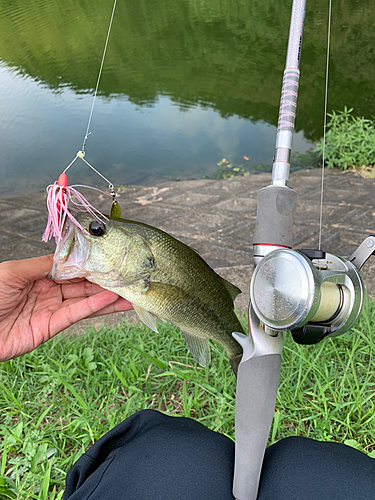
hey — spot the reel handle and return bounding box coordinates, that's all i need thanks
[349,235,375,270]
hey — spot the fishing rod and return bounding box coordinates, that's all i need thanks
[232,1,375,499]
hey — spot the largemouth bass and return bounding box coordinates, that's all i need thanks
[49,213,244,374]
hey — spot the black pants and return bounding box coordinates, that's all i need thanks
[64,409,375,499]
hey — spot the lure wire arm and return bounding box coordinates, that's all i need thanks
[62,151,115,198]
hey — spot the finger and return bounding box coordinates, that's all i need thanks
[50,290,121,335]
[60,295,133,313]
[61,280,107,300]
[89,297,133,317]
[53,278,87,284]
[0,255,54,284]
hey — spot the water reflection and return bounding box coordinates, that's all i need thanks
[0,0,374,196]
[0,64,312,196]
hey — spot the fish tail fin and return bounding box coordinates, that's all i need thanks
[228,353,242,377]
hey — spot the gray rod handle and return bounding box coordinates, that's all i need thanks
[233,354,282,500]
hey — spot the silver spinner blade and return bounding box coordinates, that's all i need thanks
[232,304,283,500]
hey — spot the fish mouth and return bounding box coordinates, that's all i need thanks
[48,221,90,280]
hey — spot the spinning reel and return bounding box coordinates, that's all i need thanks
[233,241,375,500]
[232,1,375,499]
[251,239,375,345]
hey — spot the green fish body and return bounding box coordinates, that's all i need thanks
[50,213,244,373]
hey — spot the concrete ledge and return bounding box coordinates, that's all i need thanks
[1,169,374,331]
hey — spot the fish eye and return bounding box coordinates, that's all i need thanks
[89,220,106,237]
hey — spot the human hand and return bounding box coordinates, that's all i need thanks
[0,255,133,361]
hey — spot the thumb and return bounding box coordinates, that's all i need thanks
[1,255,54,284]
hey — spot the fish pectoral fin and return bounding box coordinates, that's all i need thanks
[181,330,211,367]
[133,304,159,333]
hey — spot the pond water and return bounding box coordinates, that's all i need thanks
[0,0,374,197]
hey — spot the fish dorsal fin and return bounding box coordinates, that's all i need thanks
[133,304,159,333]
[181,330,211,367]
[218,276,242,301]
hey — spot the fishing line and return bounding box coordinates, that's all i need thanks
[82,0,118,154]
[43,0,120,243]
[318,0,332,250]
[63,0,118,192]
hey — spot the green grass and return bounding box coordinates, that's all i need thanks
[315,107,375,170]
[1,298,375,498]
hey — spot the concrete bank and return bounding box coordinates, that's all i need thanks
[0,168,374,330]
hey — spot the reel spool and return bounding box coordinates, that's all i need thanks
[250,248,365,345]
